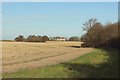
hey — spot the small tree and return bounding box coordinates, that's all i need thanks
[42,35,49,41]
[15,35,26,42]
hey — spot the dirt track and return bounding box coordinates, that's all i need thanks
[2,41,94,73]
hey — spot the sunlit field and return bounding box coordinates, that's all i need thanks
[2,41,94,73]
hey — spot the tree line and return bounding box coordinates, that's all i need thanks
[15,35,81,42]
[15,35,49,42]
[81,18,119,48]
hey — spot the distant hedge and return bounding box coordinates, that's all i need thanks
[69,36,80,41]
[15,35,49,42]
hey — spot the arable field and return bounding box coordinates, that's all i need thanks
[2,41,94,73]
[3,48,118,78]
[2,41,118,78]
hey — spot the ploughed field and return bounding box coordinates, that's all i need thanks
[2,41,94,73]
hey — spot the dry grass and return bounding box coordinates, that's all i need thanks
[2,41,94,73]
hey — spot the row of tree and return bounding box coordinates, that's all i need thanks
[15,35,49,42]
[81,18,119,48]
[15,35,81,42]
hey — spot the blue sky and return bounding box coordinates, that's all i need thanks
[2,2,118,40]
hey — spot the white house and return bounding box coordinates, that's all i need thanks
[56,38,66,41]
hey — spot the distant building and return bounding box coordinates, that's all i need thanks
[49,37,66,41]
[56,37,66,41]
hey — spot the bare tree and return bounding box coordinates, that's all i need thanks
[81,19,118,48]
[83,18,97,31]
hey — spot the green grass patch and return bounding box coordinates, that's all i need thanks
[3,49,118,78]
